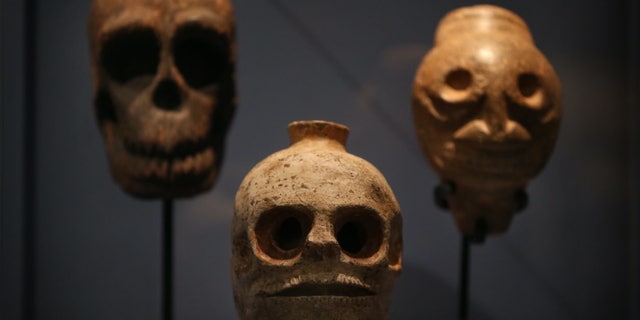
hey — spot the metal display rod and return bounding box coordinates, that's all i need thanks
[458,224,487,320]
[435,183,489,320]
[163,199,174,320]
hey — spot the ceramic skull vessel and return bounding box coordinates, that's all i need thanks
[232,121,402,320]
[89,0,236,198]
[412,5,561,235]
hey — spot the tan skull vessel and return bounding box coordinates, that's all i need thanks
[412,5,562,235]
[89,0,236,198]
[232,121,402,320]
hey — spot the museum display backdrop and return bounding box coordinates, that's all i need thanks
[0,0,635,319]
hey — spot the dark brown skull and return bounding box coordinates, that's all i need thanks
[412,5,561,235]
[232,121,402,320]
[89,0,236,198]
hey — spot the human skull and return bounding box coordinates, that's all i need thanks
[232,121,402,320]
[412,5,561,235]
[89,0,236,198]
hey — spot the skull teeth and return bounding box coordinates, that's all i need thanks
[445,142,535,177]
[123,136,212,161]
[114,131,216,183]
[270,282,374,297]
[171,148,214,176]
[262,274,375,297]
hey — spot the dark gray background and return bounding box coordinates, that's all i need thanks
[2,0,639,319]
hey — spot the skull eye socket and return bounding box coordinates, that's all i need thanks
[173,24,231,89]
[334,207,384,259]
[445,69,472,91]
[255,206,311,260]
[440,69,476,103]
[101,28,160,84]
[518,73,540,97]
[337,222,367,254]
[275,217,303,251]
[517,73,545,108]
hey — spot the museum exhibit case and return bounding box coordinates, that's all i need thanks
[1,0,637,319]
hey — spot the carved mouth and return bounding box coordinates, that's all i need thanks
[131,149,215,184]
[102,124,219,196]
[123,136,212,161]
[454,139,530,152]
[116,133,216,186]
[264,275,375,298]
[447,141,534,176]
[121,134,216,176]
[271,283,375,297]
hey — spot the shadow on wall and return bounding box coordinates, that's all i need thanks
[390,263,491,320]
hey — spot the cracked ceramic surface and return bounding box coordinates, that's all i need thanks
[232,120,402,320]
[412,5,561,235]
[89,0,236,198]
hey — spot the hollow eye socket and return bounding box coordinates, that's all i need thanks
[334,207,384,259]
[275,217,303,251]
[101,28,160,84]
[517,73,545,108]
[440,68,474,103]
[445,69,472,91]
[173,24,231,89]
[518,73,540,97]
[255,207,311,260]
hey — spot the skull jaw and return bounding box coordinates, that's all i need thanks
[237,294,393,320]
[110,163,219,199]
[231,249,401,320]
[108,154,219,199]
[431,149,539,184]
[444,182,523,235]
[103,123,220,199]
[440,142,528,235]
[419,127,542,236]
[231,225,401,320]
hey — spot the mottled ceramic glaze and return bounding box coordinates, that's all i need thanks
[89,0,236,198]
[412,5,561,235]
[232,121,402,320]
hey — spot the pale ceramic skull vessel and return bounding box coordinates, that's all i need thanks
[89,0,236,198]
[232,121,402,320]
[412,5,561,235]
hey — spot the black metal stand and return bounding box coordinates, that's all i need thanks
[435,181,527,320]
[434,182,489,320]
[23,0,38,318]
[162,199,174,320]
[457,221,486,320]
[459,236,471,320]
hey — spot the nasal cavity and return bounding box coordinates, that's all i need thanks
[153,79,182,111]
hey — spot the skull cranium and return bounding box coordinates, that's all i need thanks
[89,0,236,198]
[232,121,402,320]
[412,5,561,235]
